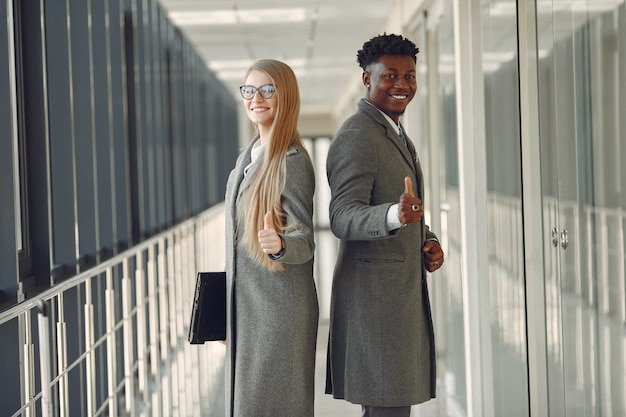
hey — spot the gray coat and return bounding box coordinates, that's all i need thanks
[223,139,319,417]
[325,99,437,406]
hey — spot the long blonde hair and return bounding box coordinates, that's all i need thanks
[239,59,305,271]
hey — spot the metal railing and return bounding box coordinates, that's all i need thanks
[0,203,227,417]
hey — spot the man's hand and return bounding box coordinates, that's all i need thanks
[423,240,444,272]
[258,211,283,255]
[398,177,423,226]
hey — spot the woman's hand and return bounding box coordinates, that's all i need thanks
[258,212,283,255]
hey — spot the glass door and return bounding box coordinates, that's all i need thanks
[537,1,626,415]
[405,1,467,415]
[480,0,529,414]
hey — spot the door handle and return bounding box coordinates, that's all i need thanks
[560,229,569,250]
[551,228,559,247]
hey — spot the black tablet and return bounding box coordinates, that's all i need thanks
[188,271,226,344]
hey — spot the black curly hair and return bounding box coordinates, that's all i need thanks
[357,33,419,70]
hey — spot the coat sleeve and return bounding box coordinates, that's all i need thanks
[326,127,393,241]
[273,148,316,265]
[425,226,439,243]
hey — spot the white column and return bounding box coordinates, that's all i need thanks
[453,1,492,416]
[518,0,550,415]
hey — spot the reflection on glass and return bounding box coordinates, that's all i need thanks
[538,1,626,415]
[436,0,467,413]
[405,2,467,416]
[481,0,529,415]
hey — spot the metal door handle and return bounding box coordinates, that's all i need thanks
[560,229,569,250]
[551,228,559,247]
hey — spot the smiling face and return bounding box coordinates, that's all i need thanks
[363,54,416,123]
[243,69,278,132]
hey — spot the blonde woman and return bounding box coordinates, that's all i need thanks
[222,59,318,417]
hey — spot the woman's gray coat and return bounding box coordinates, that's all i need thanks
[325,99,437,406]
[224,139,319,417]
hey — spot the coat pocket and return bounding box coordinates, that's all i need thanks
[357,254,404,263]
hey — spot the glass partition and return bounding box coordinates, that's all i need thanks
[481,1,529,415]
[408,0,468,414]
[537,1,626,415]
[433,2,467,412]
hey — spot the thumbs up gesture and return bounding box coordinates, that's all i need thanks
[397,176,423,226]
[258,211,284,255]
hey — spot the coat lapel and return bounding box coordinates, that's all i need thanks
[358,100,421,190]
[227,140,255,227]
[389,126,416,171]
[399,125,424,199]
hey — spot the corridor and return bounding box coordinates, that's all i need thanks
[2,0,625,415]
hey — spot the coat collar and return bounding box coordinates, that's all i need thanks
[232,138,303,201]
[235,139,259,198]
[357,99,418,173]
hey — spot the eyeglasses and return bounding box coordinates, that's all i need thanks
[239,84,276,100]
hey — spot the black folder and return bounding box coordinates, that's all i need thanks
[188,271,227,344]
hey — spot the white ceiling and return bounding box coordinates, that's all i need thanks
[157,0,398,116]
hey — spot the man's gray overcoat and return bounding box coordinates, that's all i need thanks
[224,139,319,417]
[325,99,437,407]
